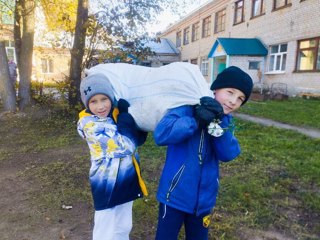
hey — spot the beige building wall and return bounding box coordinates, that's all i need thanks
[161,0,320,95]
[32,47,70,83]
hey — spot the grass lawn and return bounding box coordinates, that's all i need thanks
[1,99,319,239]
[238,97,320,129]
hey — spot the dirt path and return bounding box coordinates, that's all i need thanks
[0,147,92,240]
[0,110,92,240]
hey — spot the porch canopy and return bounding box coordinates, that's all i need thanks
[208,38,268,57]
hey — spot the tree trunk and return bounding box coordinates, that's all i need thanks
[14,0,22,73]
[17,0,35,110]
[68,0,88,108]
[0,41,17,112]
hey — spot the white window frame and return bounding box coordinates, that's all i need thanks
[41,58,54,74]
[201,57,209,76]
[267,43,287,73]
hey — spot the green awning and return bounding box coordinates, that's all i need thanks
[208,38,268,57]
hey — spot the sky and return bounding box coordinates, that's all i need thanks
[88,0,211,36]
[147,0,210,35]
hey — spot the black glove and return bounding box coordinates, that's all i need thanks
[199,97,224,120]
[117,98,148,146]
[136,130,148,146]
[117,98,130,113]
[194,104,216,129]
[117,112,139,145]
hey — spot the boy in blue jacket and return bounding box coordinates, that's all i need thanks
[154,66,253,240]
[77,73,148,240]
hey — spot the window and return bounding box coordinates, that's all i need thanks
[252,0,265,18]
[176,31,181,47]
[201,57,209,76]
[202,16,211,38]
[192,22,200,42]
[41,58,54,74]
[234,0,244,25]
[183,27,190,45]
[268,44,287,72]
[273,0,292,10]
[296,37,320,71]
[215,9,226,33]
[5,40,16,62]
[249,61,261,70]
[191,58,198,65]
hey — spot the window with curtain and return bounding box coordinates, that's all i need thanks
[183,27,190,45]
[252,0,265,18]
[215,9,226,33]
[234,0,244,25]
[192,22,200,42]
[176,31,182,47]
[41,58,54,74]
[273,0,292,10]
[202,16,211,38]
[296,37,320,71]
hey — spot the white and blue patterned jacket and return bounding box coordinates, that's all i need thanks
[77,111,144,210]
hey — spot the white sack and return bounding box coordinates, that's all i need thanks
[85,62,212,132]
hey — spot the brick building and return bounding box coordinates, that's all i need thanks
[160,0,320,96]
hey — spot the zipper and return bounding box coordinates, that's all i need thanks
[195,129,205,215]
[166,164,186,201]
[198,130,204,165]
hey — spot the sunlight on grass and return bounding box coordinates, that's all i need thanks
[239,98,320,129]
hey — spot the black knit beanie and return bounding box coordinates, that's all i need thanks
[210,66,253,105]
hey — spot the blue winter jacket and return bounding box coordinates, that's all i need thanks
[154,105,241,215]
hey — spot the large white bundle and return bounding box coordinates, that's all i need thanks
[86,62,212,131]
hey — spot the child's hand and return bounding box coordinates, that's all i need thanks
[117,98,130,113]
[194,105,216,128]
[199,97,224,120]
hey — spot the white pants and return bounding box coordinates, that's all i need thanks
[93,201,133,240]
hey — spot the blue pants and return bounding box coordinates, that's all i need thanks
[155,203,210,240]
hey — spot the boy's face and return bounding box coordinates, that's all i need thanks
[214,88,245,114]
[88,94,112,118]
